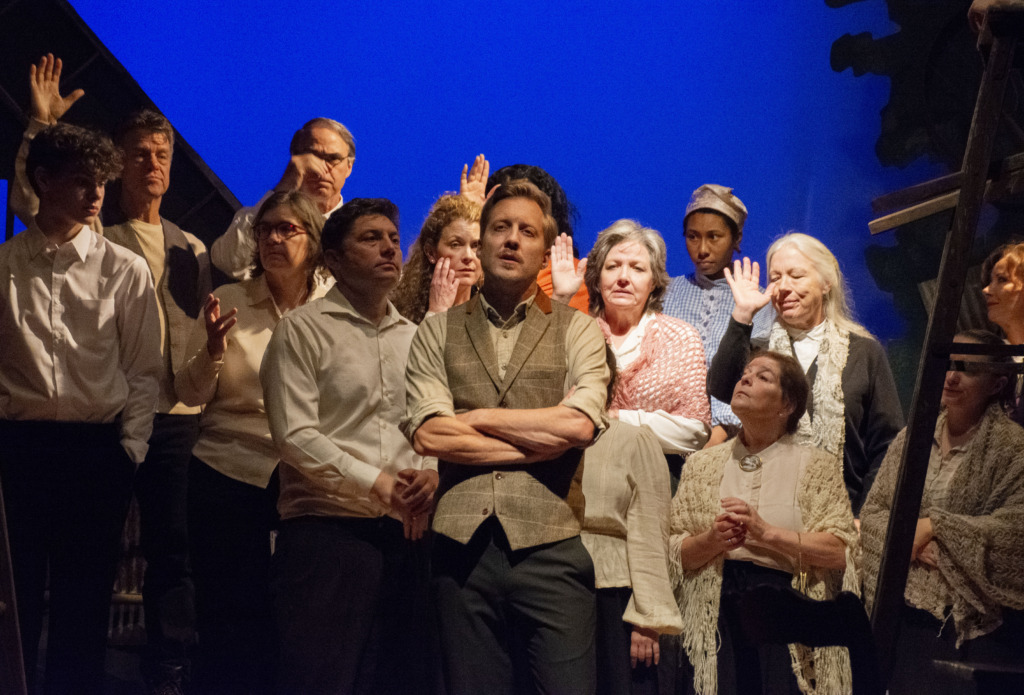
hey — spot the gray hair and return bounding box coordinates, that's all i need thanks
[766,232,871,338]
[290,117,356,162]
[584,219,670,317]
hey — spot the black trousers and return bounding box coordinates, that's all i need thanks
[0,419,135,695]
[188,456,278,695]
[595,587,658,695]
[133,412,199,679]
[889,604,1024,695]
[714,560,801,695]
[272,515,437,695]
[432,519,597,695]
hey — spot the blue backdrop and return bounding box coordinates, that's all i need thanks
[36,1,954,342]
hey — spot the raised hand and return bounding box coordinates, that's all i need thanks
[428,257,460,314]
[549,233,586,303]
[459,153,490,206]
[29,54,84,125]
[276,152,332,193]
[723,257,773,324]
[203,294,238,361]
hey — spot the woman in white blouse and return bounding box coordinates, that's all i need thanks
[175,191,331,695]
[671,350,859,695]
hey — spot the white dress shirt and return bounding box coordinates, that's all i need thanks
[261,286,435,521]
[0,223,161,463]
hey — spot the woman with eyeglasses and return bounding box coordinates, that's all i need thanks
[861,330,1024,695]
[176,191,332,694]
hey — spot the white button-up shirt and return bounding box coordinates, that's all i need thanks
[260,286,434,520]
[0,224,161,463]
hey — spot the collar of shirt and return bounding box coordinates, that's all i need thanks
[691,272,729,290]
[26,222,94,263]
[320,284,410,330]
[479,290,535,330]
[609,311,655,367]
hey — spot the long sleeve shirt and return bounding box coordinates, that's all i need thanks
[261,286,434,520]
[0,224,161,463]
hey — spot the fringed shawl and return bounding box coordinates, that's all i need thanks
[668,440,861,695]
[861,404,1024,646]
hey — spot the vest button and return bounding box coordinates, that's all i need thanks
[495,473,503,480]
[482,508,489,515]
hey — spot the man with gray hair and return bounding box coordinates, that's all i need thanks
[211,117,355,279]
[662,184,773,449]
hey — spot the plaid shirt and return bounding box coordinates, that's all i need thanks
[661,273,774,427]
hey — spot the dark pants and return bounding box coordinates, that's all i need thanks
[188,456,278,695]
[134,413,199,681]
[889,604,1024,695]
[0,419,136,695]
[432,519,597,695]
[595,587,658,695]
[272,515,437,695]
[714,561,801,695]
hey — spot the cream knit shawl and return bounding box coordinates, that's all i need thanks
[668,440,861,695]
[861,404,1024,646]
[768,319,849,461]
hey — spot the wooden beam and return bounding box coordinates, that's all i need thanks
[870,29,1017,686]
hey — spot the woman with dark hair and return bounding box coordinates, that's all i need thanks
[671,350,859,695]
[390,193,480,323]
[861,330,1024,695]
[176,191,331,694]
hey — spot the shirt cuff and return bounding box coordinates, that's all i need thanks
[122,438,148,466]
[345,459,386,492]
[402,401,456,441]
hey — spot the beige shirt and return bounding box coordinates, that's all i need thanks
[718,434,810,572]
[0,223,161,463]
[923,426,972,511]
[261,286,435,520]
[403,292,609,438]
[175,275,331,487]
[581,420,683,634]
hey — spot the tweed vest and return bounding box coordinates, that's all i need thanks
[435,291,586,550]
[104,217,211,411]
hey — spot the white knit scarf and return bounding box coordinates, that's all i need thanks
[769,319,849,461]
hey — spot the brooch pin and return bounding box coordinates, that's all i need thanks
[739,455,762,472]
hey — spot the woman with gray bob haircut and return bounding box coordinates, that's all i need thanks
[708,231,904,515]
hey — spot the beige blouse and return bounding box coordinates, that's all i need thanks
[581,420,683,634]
[718,434,810,573]
[175,274,331,487]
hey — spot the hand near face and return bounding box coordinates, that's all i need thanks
[630,625,660,668]
[721,497,769,542]
[459,154,490,206]
[549,233,586,303]
[428,257,460,314]
[723,257,774,324]
[29,53,84,125]
[203,294,238,361]
[282,153,332,192]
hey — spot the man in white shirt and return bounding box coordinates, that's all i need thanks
[260,198,438,694]
[10,55,212,693]
[211,118,355,280]
[0,123,161,695]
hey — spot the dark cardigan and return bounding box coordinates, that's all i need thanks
[708,318,904,514]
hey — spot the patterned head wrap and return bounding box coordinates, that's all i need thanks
[684,184,748,239]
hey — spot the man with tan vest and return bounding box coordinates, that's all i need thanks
[12,55,210,695]
[404,179,610,693]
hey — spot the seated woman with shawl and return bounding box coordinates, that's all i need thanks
[861,330,1024,695]
[671,350,859,695]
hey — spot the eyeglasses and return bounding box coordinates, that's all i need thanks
[255,222,307,240]
[302,149,352,170]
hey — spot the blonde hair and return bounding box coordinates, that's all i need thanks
[766,232,871,338]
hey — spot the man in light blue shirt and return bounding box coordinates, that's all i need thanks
[662,184,773,446]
